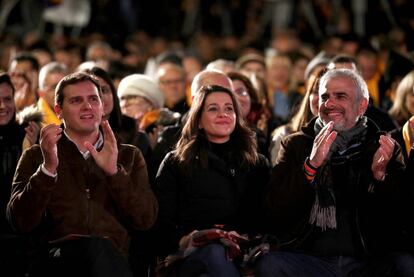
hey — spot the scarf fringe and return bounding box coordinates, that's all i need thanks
[309,194,337,231]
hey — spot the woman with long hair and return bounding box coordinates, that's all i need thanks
[389,70,414,128]
[154,85,270,276]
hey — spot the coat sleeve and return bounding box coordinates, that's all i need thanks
[7,146,57,233]
[264,134,315,236]
[152,152,182,256]
[106,145,158,231]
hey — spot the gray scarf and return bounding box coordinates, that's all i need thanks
[309,116,367,230]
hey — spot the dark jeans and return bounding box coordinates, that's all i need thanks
[29,236,133,277]
[255,251,414,277]
[0,234,27,277]
[176,243,240,277]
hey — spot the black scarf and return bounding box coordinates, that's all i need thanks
[309,116,367,231]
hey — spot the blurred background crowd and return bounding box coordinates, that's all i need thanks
[2,0,414,170]
[2,1,414,275]
[1,0,414,162]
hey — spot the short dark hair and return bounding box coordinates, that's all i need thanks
[55,72,101,107]
[10,52,40,71]
[0,72,15,95]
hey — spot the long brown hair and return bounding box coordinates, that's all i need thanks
[174,85,258,168]
[290,66,327,131]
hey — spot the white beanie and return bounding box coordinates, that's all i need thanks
[117,74,165,109]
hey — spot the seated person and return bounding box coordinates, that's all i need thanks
[257,68,413,276]
[7,72,158,277]
[154,85,270,276]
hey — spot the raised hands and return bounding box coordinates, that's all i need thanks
[84,120,118,176]
[24,121,40,146]
[40,124,62,174]
[309,121,337,168]
[371,135,395,181]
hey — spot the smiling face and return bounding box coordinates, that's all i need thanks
[55,80,103,137]
[199,92,236,143]
[0,82,15,125]
[319,76,368,131]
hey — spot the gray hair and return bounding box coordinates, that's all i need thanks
[38,62,68,90]
[319,68,370,102]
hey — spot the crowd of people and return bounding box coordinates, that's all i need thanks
[1,1,414,277]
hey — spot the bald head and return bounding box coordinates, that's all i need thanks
[191,69,233,98]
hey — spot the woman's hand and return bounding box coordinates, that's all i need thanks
[24,121,40,146]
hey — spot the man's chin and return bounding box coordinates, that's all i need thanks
[332,121,350,132]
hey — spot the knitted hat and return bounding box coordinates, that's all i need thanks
[117,74,164,109]
[235,53,265,70]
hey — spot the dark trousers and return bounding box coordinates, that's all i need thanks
[29,236,133,277]
[0,234,28,277]
[175,243,240,277]
[255,251,414,277]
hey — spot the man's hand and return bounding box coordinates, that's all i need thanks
[371,135,395,181]
[309,121,337,168]
[40,124,62,174]
[85,120,118,176]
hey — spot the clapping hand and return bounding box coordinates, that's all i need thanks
[40,124,62,174]
[85,120,118,176]
[309,121,337,168]
[371,135,395,181]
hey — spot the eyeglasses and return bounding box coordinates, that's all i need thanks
[234,89,250,97]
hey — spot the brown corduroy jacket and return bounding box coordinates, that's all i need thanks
[7,133,158,256]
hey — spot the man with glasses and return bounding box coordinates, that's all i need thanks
[156,63,189,115]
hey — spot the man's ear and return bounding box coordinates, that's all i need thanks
[54,105,62,119]
[358,98,369,116]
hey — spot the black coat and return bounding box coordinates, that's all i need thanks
[153,143,270,256]
[390,128,414,253]
[265,117,406,256]
[0,121,25,234]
